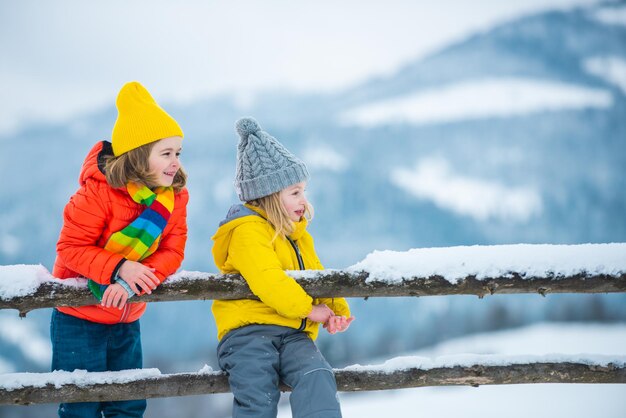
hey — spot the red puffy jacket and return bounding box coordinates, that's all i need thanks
[53,141,188,324]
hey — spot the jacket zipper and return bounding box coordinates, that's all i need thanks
[287,237,305,270]
[119,303,130,323]
[287,237,307,330]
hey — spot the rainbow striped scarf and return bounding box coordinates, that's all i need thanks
[88,183,175,300]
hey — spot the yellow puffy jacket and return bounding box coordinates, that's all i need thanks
[211,204,350,341]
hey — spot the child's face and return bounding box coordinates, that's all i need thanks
[148,136,183,187]
[280,182,308,222]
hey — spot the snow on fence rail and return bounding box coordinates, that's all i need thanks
[1,244,625,316]
[1,243,625,405]
[2,355,626,405]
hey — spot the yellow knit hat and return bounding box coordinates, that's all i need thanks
[111,81,184,156]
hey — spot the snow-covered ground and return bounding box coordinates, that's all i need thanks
[279,323,626,418]
[334,382,625,418]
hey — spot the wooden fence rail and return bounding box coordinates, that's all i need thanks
[2,271,626,316]
[2,359,625,405]
[2,259,625,406]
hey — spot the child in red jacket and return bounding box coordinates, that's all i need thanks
[51,81,188,417]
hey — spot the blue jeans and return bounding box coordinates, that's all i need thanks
[50,309,146,418]
[218,325,342,418]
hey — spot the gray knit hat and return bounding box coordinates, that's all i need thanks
[234,117,309,202]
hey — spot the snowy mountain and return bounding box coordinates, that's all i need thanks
[1,0,625,406]
[1,1,624,269]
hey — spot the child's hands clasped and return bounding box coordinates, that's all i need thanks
[101,283,129,309]
[324,315,354,334]
[306,304,355,334]
[118,260,160,295]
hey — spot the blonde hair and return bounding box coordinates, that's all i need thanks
[104,141,187,192]
[248,191,314,241]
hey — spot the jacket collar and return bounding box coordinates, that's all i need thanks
[219,203,308,240]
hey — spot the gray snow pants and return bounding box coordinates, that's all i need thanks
[217,324,342,418]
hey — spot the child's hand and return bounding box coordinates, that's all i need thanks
[324,315,354,334]
[101,283,129,309]
[118,261,160,295]
[306,304,334,323]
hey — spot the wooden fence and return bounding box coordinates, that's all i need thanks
[1,269,626,405]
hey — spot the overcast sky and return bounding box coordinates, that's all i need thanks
[0,0,598,134]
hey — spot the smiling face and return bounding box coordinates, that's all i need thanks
[279,181,308,222]
[148,136,183,187]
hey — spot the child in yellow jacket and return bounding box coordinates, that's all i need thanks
[212,117,353,418]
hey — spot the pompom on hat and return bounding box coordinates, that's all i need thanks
[234,117,309,202]
[111,81,184,156]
